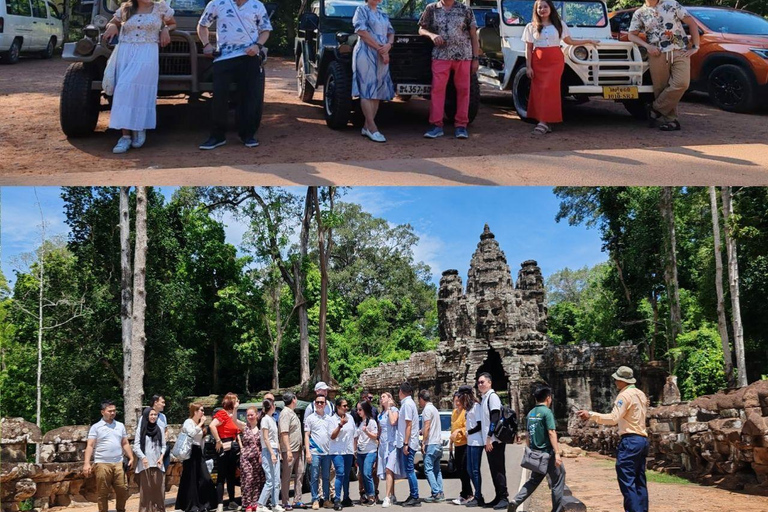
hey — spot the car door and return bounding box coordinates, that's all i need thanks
[5,0,34,51]
[45,1,64,48]
[30,0,48,49]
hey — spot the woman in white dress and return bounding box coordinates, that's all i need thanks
[376,392,401,508]
[102,0,176,153]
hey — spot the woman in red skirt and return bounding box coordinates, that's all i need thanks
[522,0,600,134]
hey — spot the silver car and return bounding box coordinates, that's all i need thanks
[413,410,454,475]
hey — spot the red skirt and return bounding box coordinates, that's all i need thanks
[527,46,565,123]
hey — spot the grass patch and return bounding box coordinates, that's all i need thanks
[646,470,693,485]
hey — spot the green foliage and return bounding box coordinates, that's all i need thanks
[668,325,727,400]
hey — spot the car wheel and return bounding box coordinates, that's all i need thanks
[297,53,315,103]
[444,73,481,124]
[60,62,101,137]
[707,64,756,113]
[1,39,22,65]
[323,60,353,129]
[41,38,55,59]
[622,94,653,120]
[512,65,536,124]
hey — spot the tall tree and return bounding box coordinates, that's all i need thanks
[312,186,337,383]
[119,187,133,419]
[721,187,747,387]
[262,268,294,390]
[660,187,683,350]
[709,187,735,387]
[126,187,148,427]
[295,190,312,384]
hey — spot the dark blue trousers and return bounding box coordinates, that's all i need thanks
[616,434,649,512]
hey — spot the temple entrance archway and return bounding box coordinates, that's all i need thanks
[475,348,509,395]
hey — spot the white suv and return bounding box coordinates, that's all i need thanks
[474,0,654,120]
[0,0,63,64]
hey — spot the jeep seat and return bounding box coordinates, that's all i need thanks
[479,26,502,61]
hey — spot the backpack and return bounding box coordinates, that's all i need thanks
[487,392,518,444]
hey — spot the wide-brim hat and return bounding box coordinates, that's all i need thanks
[612,366,636,384]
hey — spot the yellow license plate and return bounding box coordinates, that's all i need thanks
[603,86,639,100]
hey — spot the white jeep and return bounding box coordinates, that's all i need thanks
[473,0,654,120]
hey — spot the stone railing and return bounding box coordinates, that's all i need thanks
[1,419,185,512]
[566,380,768,494]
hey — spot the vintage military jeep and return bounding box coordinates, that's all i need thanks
[59,0,275,137]
[295,0,481,129]
[475,0,654,120]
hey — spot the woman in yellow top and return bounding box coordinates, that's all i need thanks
[449,390,473,504]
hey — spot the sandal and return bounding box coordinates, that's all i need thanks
[532,123,551,135]
[646,104,662,127]
[659,120,681,131]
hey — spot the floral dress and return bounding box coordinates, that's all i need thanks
[240,425,266,509]
[352,5,395,100]
[109,1,174,131]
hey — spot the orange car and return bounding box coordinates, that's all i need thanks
[609,6,768,112]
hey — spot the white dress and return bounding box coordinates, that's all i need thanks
[109,1,174,131]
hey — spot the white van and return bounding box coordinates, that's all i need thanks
[0,0,64,63]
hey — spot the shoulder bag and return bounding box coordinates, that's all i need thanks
[171,431,193,461]
[520,446,550,475]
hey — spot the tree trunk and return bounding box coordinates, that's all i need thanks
[35,203,45,463]
[127,187,148,428]
[296,189,312,384]
[312,187,334,383]
[721,187,748,387]
[611,254,632,305]
[709,187,735,388]
[660,187,682,350]
[119,187,133,419]
[650,292,659,362]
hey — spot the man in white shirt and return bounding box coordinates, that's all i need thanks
[397,382,421,507]
[83,400,135,512]
[477,373,508,510]
[305,395,334,510]
[197,0,272,150]
[419,389,445,502]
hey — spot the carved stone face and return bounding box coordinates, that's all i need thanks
[476,298,507,339]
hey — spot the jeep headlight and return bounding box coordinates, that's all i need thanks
[638,46,648,61]
[93,15,109,30]
[573,46,589,61]
[751,48,768,59]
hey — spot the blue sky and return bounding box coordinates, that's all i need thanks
[1,187,607,289]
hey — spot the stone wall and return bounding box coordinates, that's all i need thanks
[566,380,768,494]
[1,418,184,512]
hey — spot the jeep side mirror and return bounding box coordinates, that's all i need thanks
[299,12,320,32]
[485,12,500,29]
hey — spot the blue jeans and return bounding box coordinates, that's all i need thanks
[616,435,649,512]
[423,444,443,496]
[258,451,281,506]
[310,454,331,503]
[466,446,483,500]
[400,446,419,499]
[332,454,354,502]
[356,452,376,497]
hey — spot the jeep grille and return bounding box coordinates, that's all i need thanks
[160,39,192,75]
[389,36,433,85]
[590,48,637,85]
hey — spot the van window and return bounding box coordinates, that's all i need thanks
[32,0,48,18]
[8,0,33,16]
[47,1,62,19]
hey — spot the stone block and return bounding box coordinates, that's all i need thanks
[754,447,768,465]
[743,412,768,437]
[0,418,43,444]
[681,422,709,434]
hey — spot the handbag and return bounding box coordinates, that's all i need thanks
[520,446,550,475]
[171,432,193,461]
[447,451,455,473]
[102,44,119,96]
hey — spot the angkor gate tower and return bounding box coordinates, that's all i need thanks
[359,225,665,423]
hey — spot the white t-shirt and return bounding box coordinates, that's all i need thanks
[397,396,420,451]
[88,419,128,463]
[305,413,333,455]
[329,413,357,455]
[466,403,484,447]
[261,415,280,450]
[182,418,204,446]
[480,389,502,443]
[304,400,334,428]
[421,403,442,446]
[522,22,571,48]
[356,419,379,454]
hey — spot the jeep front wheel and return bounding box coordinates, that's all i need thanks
[622,95,653,120]
[444,73,481,124]
[323,60,353,130]
[297,53,314,103]
[60,62,101,137]
[511,65,536,124]
[708,64,756,113]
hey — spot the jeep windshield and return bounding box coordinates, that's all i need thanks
[323,0,430,20]
[103,0,209,15]
[689,8,768,36]
[501,0,607,27]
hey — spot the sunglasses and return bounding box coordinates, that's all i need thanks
[315,401,326,405]
[356,408,363,412]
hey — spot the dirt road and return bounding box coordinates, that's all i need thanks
[1,57,767,179]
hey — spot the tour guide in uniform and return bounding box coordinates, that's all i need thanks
[577,366,649,512]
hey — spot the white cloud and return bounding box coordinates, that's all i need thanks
[343,188,415,217]
[411,230,448,284]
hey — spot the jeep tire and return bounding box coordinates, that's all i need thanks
[60,62,101,137]
[297,53,315,103]
[323,60,353,129]
[708,63,756,113]
[512,64,536,124]
[622,94,653,120]
[444,73,480,124]
[1,38,22,65]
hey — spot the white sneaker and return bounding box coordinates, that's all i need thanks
[131,129,146,148]
[273,506,285,512]
[382,497,391,508]
[112,135,132,154]
[216,504,224,512]
[255,506,270,512]
[452,498,468,505]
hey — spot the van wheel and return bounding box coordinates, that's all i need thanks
[708,64,756,113]
[297,53,315,103]
[60,62,101,137]
[41,38,56,59]
[1,39,22,65]
[445,73,481,124]
[512,65,536,124]
[323,60,353,129]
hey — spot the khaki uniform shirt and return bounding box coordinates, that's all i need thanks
[589,385,648,437]
[278,406,303,453]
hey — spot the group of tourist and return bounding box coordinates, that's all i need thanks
[98,0,699,151]
[83,366,649,512]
